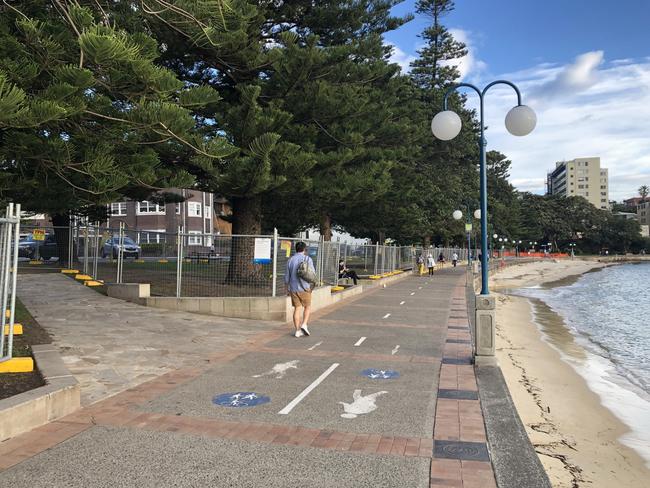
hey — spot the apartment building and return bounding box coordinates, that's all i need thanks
[107,189,232,245]
[637,200,650,226]
[547,157,609,210]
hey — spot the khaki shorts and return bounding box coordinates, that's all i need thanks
[290,290,312,308]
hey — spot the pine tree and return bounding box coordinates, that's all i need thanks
[0,1,232,225]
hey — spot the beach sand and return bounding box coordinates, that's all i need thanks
[491,259,650,487]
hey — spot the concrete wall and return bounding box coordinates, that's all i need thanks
[0,345,80,441]
[144,272,410,322]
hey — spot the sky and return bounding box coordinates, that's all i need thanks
[384,0,650,201]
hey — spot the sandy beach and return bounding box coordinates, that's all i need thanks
[491,259,650,487]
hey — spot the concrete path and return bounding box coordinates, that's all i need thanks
[15,274,278,404]
[2,268,497,487]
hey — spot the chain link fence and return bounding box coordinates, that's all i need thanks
[17,222,474,297]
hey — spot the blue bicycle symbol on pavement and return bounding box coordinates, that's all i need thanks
[361,368,400,380]
[212,392,271,407]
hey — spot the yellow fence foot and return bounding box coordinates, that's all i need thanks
[3,324,23,335]
[0,357,34,373]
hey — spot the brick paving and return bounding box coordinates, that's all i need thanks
[2,269,497,487]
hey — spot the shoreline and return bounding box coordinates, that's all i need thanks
[491,259,650,487]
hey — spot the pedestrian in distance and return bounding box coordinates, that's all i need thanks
[416,254,426,275]
[426,253,435,275]
[338,259,359,285]
[452,252,459,267]
[437,252,445,268]
[285,241,317,338]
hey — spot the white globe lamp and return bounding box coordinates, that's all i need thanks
[452,210,463,221]
[505,105,537,136]
[431,111,462,140]
[473,209,481,219]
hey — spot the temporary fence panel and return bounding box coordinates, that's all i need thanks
[1,204,21,364]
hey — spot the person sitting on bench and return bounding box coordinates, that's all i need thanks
[338,259,359,285]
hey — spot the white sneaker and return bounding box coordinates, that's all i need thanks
[300,325,310,336]
[294,330,304,338]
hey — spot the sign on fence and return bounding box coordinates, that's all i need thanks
[32,228,45,241]
[280,240,292,257]
[253,238,272,264]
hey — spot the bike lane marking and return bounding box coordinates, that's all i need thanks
[278,362,340,415]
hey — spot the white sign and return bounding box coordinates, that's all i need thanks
[339,389,387,419]
[253,238,272,264]
[253,360,299,379]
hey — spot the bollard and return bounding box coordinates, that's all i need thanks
[474,294,497,366]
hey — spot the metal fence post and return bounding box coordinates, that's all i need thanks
[92,223,100,279]
[83,226,89,275]
[67,215,74,270]
[176,226,183,298]
[335,241,341,285]
[374,242,379,275]
[116,222,124,283]
[272,228,278,297]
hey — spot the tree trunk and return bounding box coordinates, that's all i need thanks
[423,236,431,248]
[377,231,386,245]
[319,213,332,241]
[226,196,264,287]
[51,213,77,266]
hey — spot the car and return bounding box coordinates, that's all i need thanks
[18,235,59,260]
[102,236,141,259]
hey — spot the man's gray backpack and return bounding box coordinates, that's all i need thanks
[297,256,317,285]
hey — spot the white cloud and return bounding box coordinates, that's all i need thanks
[469,53,650,201]
[387,43,416,73]
[444,28,487,82]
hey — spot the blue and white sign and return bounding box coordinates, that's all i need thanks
[361,368,400,380]
[253,238,272,264]
[212,392,270,407]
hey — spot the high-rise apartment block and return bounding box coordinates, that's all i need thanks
[546,157,609,210]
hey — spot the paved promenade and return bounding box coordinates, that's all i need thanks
[1,268,496,487]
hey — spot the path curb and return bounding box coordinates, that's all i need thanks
[0,345,80,442]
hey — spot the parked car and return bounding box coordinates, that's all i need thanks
[102,237,141,259]
[18,235,59,260]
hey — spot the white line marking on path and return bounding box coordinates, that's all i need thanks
[399,301,405,305]
[410,292,415,296]
[339,390,387,419]
[253,360,299,379]
[354,337,367,347]
[382,313,391,319]
[278,363,340,415]
[391,345,400,355]
[307,341,322,351]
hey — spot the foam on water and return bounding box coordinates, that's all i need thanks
[516,262,650,466]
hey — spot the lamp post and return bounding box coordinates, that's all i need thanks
[569,242,576,260]
[453,207,481,267]
[431,81,536,295]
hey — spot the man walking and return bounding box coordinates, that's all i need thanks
[285,242,316,337]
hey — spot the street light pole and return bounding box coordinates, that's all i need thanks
[431,81,536,295]
[431,81,536,365]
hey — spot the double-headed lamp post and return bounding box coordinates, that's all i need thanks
[431,81,536,295]
[453,208,481,266]
[432,81,536,364]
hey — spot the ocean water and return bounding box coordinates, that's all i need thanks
[516,262,650,465]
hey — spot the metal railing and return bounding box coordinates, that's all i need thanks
[1,204,21,364]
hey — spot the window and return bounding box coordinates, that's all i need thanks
[110,202,127,216]
[175,203,181,215]
[600,185,607,189]
[204,206,212,219]
[188,202,202,217]
[578,184,585,189]
[601,192,607,196]
[188,231,201,246]
[584,161,589,166]
[585,192,589,196]
[139,230,166,244]
[137,201,165,215]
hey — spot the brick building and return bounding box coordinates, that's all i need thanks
[106,189,232,245]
